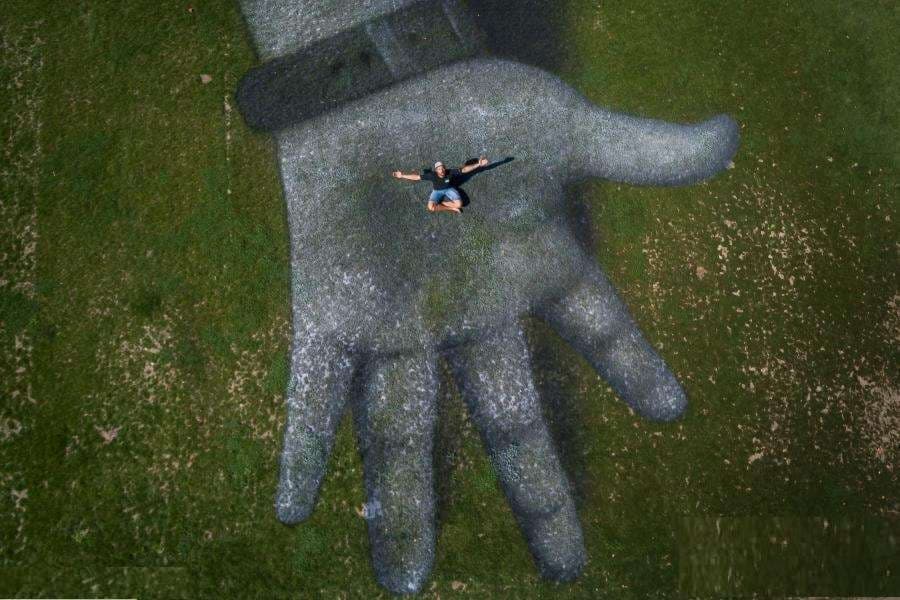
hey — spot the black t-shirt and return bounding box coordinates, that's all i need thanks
[421,168,460,191]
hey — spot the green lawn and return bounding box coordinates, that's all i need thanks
[1,0,897,597]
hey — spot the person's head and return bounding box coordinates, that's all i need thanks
[434,161,447,177]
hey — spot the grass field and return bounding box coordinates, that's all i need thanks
[1,0,897,597]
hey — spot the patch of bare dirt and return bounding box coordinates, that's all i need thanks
[639,157,897,482]
[224,314,290,445]
[0,20,44,563]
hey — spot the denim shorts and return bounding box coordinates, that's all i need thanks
[428,187,461,203]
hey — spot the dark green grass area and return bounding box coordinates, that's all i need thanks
[1,0,897,598]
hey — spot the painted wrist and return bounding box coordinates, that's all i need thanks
[236,0,487,132]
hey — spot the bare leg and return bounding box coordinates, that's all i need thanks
[427,202,461,214]
[443,199,462,212]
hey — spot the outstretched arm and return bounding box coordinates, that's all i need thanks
[460,156,489,174]
[392,170,422,181]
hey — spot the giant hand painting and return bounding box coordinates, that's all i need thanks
[235,0,739,593]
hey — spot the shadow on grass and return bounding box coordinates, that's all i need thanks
[454,156,516,208]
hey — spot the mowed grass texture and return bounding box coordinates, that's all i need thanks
[1,0,897,598]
